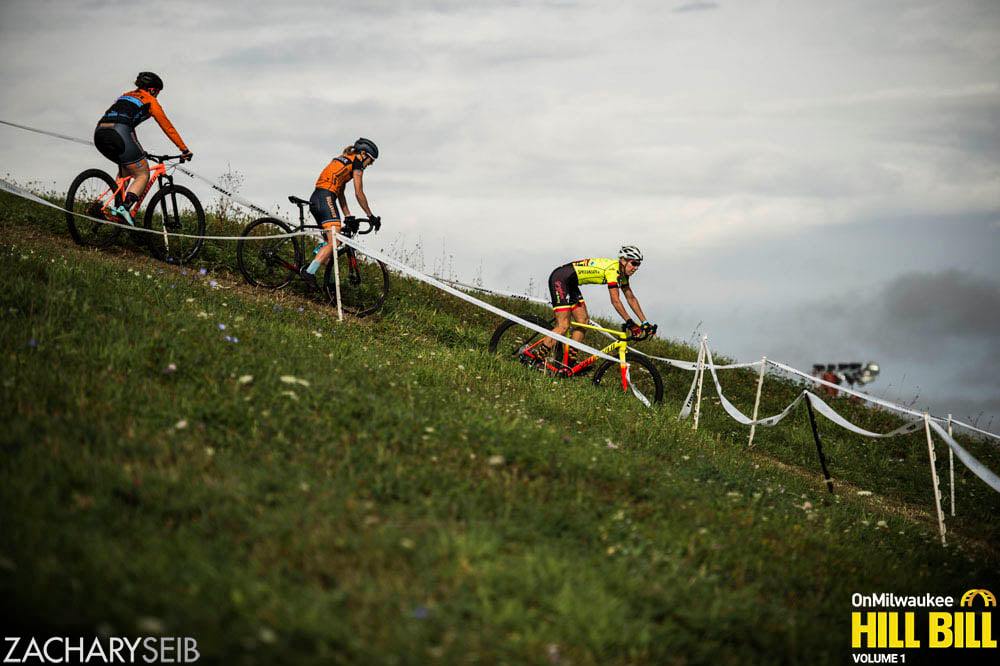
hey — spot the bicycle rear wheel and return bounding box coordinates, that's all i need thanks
[237,218,302,289]
[65,169,121,247]
[143,185,206,264]
[488,314,553,363]
[592,352,664,404]
[323,245,389,317]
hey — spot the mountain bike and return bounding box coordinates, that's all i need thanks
[488,315,664,403]
[236,195,389,317]
[64,154,206,264]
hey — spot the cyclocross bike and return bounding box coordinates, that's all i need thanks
[64,154,206,264]
[236,195,389,317]
[488,315,664,403]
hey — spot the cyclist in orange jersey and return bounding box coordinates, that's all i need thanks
[94,72,192,225]
[528,246,655,366]
[300,138,380,286]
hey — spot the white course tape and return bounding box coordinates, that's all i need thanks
[929,420,1000,493]
[678,340,704,420]
[626,365,651,407]
[768,360,999,443]
[330,232,623,366]
[174,165,273,218]
[0,119,91,146]
[0,178,310,241]
[804,393,924,439]
[438,277,549,305]
[703,340,922,436]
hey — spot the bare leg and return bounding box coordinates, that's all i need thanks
[313,221,342,266]
[544,309,572,349]
[122,159,150,200]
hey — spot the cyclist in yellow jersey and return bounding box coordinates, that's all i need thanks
[533,246,655,365]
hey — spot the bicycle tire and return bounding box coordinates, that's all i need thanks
[592,351,664,404]
[323,245,389,317]
[142,185,206,264]
[65,169,121,247]
[488,314,553,357]
[237,218,302,289]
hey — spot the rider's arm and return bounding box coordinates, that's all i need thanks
[352,170,375,218]
[146,95,188,152]
[607,287,633,322]
[622,285,648,322]
[338,189,351,218]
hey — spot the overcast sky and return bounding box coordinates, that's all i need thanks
[1,0,998,426]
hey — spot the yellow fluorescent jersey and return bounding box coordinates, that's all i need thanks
[570,258,628,288]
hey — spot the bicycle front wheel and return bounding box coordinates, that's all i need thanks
[142,185,206,264]
[237,218,302,289]
[323,245,389,317]
[65,169,121,247]
[592,352,664,404]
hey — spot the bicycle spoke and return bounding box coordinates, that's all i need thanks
[65,170,121,247]
[237,218,300,289]
[143,185,205,264]
[324,247,388,317]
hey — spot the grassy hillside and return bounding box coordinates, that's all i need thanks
[1,190,998,664]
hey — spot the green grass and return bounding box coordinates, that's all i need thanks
[1,190,998,665]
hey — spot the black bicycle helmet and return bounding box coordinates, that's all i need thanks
[135,71,164,92]
[354,137,379,159]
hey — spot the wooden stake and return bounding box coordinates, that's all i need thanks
[804,394,834,494]
[692,336,707,430]
[947,414,955,517]
[924,414,947,546]
[748,357,767,447]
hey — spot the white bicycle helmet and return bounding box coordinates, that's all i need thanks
[619,245,643,262]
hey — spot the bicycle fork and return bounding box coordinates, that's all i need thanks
[619,344,629,392]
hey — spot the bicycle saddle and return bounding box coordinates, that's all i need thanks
[288,195,310,206]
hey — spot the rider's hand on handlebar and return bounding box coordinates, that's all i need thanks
[623,318,643,338]
[641,321,658,337]
[342,216,360,234]
[180,149,193,163]
[370,215,381,232]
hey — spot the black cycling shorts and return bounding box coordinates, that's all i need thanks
[94,123,144,166]
[548,264,585,311]
[309,188,341,226]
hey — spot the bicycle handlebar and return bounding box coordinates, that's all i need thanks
[145,153,186,164]
[344,216,380,236]
[626,326,658,343]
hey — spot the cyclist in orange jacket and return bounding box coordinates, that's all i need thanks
[94,72,192,225]
[300,138,380,287]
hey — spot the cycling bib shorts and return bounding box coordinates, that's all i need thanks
[94,123,145,167]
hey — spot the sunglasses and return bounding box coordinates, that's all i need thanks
[627,260,641,268]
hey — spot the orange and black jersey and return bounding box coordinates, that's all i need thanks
[98,89,187,152]
[315,153,366,194]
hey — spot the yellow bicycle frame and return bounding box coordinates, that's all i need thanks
[524,320,631,391]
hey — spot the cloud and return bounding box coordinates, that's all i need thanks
[673,2,719,12]
[881,270,1000,340]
